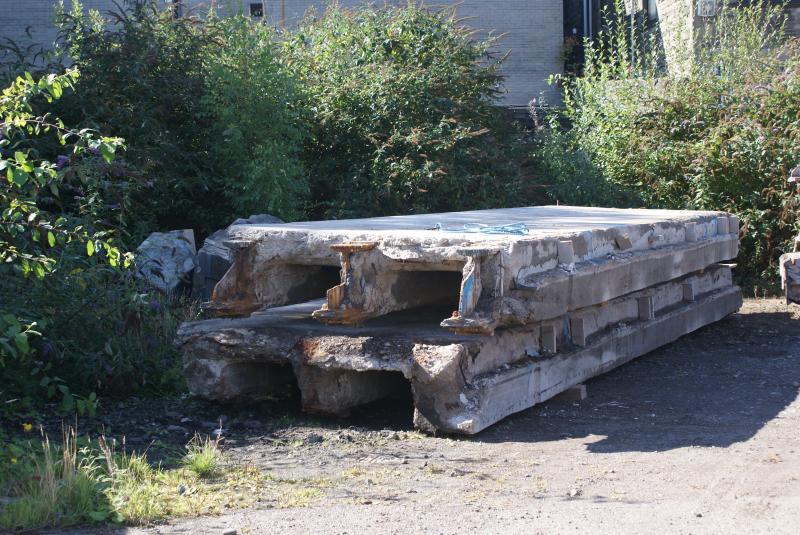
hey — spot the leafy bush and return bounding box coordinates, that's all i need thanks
[0,69,190,416]
[203,14,307,220]
[542,0,799,282]
[283,3,534,219]
[56,1,307,235]
[1,69,125,414]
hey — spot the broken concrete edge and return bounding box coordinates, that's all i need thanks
[449,234,738,333]
[192,214,284,301]
[179,264,733,377]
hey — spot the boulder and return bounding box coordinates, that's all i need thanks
[136,229,196,294]
[192,214,283,301]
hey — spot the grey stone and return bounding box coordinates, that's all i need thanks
[136,229,196,294]
[779,252,800,304]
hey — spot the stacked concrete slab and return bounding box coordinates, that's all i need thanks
[176,206,742,434]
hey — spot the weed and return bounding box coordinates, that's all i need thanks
[181,435,223,478]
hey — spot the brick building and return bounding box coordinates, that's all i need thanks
[0,0,565,108]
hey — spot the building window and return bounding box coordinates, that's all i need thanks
[696,0,717,18]
[165,0,182,18]
[249,3,264,19]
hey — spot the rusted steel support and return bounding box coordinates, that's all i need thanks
[312,241,464,325]
[312,242,378,325]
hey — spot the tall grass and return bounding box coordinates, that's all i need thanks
[0,428,240,531]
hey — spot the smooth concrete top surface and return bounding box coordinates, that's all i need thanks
[234,206,724,240]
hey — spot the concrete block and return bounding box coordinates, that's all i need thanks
[569,316,587,347]
[552,384,587,402]
[557,240,575,264]
[685,222,698,242]
[716,216,729,236]
[207,206,738,335]
[436,285,742,434]
[177,273,742,434]
[779,252,800,305]
[637,296,655,320]
[683,282,696,302]
[541,324,557,354]
[728,215,740,235]
[615,234,633,250]
[177,205,742,435]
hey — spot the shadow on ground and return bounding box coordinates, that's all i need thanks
[478,309,800,453]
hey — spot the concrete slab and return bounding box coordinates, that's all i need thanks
[207,206,739,333]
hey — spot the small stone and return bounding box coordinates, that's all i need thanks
[222,529,238,535]
[166,425,187,433]
[695,513,703,518]
[568,487,581,498]
[306,433,324,444]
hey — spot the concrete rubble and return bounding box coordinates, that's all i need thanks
[136,229,196,294]
[176,206,742,434]
[779,252,800,305]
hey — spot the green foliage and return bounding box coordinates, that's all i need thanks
[0,69,125,276]
[56,0,307,234]
[181,434,223,478]
[0,430,112,530]
[283,3,533,218]
[0,1,541,420]
[542,0,799,282]
[203,14,307,220]
[0,69,136,415]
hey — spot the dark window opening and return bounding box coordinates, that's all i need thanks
[249,3,264,18]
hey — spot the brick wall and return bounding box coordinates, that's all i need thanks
[0,0,563,107]
[0,0,122,50]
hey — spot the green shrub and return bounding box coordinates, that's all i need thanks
[0,69,190,416]
[283,3,534,219]
[56,1,307,235]
[543,0,799,282]
[203,14,307,220]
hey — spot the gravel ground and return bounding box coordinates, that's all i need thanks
[48,298,800,534]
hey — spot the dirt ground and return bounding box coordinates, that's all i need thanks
[52,297,800,534]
